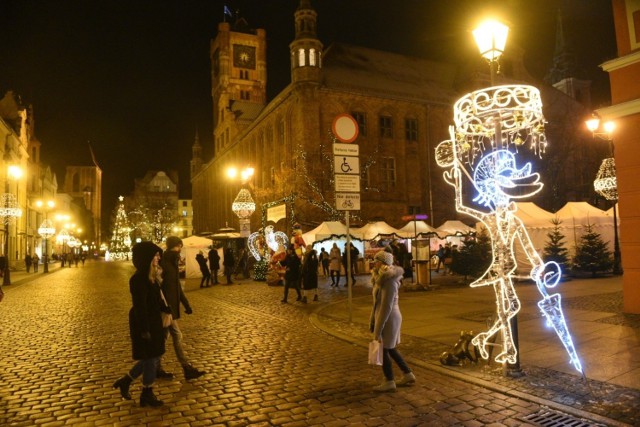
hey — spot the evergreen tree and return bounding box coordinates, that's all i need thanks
[451,229,492,282]
[109,196,131,260]
[542,218,570,273]
[572,223,613,277]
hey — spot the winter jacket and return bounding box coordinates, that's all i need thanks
[208,249,220,270]
[301,252,319,290]
[369,264,404,349]
[129,241,165,361]
[160,249,191,319]
[329,246,341,271]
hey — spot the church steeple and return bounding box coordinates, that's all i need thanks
[545,8,591,106]
[190,129,203,180]
[290,0,323,85]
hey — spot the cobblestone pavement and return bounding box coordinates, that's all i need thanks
[0,261,631,426]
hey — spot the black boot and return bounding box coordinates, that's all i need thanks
[113,375,133,400]
[156,367,174,379]
[183,364,205,380]
[140,386,163,407]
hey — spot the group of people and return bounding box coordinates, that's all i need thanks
[319,242,359,288]
[113,236,206,407]
[280,246,320,303]
[24,253,40,272]
[194,246,238,287]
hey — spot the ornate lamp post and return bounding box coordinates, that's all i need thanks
[1,165,23,286]
[36,200,56,273]
[227,166,256,237]
[586,114,622,275]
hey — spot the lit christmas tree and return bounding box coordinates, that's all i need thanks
[109,196,131,260]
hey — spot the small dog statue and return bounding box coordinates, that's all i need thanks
[440,330,480,366]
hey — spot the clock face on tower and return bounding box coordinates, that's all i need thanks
[233,44,256,69]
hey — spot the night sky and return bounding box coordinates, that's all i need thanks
[0,0,616,235]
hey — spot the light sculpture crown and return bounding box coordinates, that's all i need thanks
[232,189,256,219]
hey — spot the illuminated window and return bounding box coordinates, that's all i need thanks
[298,49,306,67]
[309,48,316,66]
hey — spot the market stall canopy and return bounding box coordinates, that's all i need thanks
[301,221,363,245]
[397,221,438,238]
[555,202,611,227]
[514,202,556,228]
[351,221,401,241]
[435,220,475,238]
[180,235,214,279]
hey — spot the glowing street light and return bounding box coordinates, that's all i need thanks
[473,19,509,85]
[36,199,56,273]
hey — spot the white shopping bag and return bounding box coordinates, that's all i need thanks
[368,340,383,365]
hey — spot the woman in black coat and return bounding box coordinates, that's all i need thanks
[196,251,211,288]
[113,241,167,407]
[301,249,319,303]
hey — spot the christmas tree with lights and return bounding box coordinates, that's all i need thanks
[109,196,131,260]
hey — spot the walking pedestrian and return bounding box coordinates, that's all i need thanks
[208,246,220,284]
[435,244,445,272]
[329,243,341,287]
[32,254,39,272]
[301,249,319,303]
[281,246,302,303]
[223,247,235,284]
[319,247,329,278]
[113,241,167,407]
[156,236,206,381]
[369,250,416,392]
[341,242,359,286]
[25,253,32,273]
[195,251,211,288]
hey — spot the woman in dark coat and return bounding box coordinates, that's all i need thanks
[223,247,235,284]
[208,247,220,284]
[113,241,167,407]
[281,247,302,303]
[301,249,319,303]
[196,251,211,288]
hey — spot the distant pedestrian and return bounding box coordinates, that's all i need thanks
[223,247,235,284]
[25,253,32,272]
[369,250,415,392]
[301,249,319,303]
[341,243,359,287]
[112,241,167,407]
[81,253,86,266]
[329,243,341,287]
[208,246,220,284]
[435,244,445,272]
[281,246,302,303]
[157,236,206,381]
[32,254,39,272]
[195,251,211,288]
[319,247,329,278]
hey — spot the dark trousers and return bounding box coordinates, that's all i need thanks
[382,347,411,381]
[283,278,301,301]
[330,270,340,285]
[211,269,219,283]
[199,271,211,287]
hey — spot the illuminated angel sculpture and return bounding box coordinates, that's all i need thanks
[248,225,289,262]
[436,85,582,373]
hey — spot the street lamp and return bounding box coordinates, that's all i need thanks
[36,199,56,273]
[1,165,23,286]
[227,166,256,237]
[473,19,509,85]
[586,113,622,275]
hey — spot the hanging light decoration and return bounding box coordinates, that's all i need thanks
[232,188,256,219]
[38,219,56,239]
[594,157,618,201]
[0,193,22,223]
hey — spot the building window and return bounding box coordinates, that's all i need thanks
[352,112,367,137]
[381,157,396,191]
[182,201,187,207]
[309,48,316,66]
[379,115,393,138]
[405,118,418,142]
[298,49,306,67]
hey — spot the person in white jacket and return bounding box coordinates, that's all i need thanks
[369,250,416,392]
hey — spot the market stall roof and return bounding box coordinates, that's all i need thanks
[397,221,438,238]
[351,221,401,240]
[435,220,475,237]
[181,235,214,248]
[301,221,363,245]
[514,202,556,228]
[555,201,610,227]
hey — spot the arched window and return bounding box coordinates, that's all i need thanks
[298,49,306,67]
[309,49,316,66]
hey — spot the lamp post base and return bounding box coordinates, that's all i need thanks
[2,267,10,286]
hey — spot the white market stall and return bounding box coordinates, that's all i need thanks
[180,235,214,279]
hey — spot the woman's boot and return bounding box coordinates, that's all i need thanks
[140,386,163,407]
[113,375,133,400]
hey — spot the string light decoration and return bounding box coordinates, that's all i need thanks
[436,83,583,373]
[232,188,256,219]
[38,219,56,239]
[0,193,22,223]
[593,158,617,201]
[248,225,288,262]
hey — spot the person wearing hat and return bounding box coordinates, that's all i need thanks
[113,241,167,407]
[369,250,416,392]
[156,236,205,381]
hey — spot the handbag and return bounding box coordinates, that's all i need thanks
[159,289,173,328]
[368,340,383,365]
